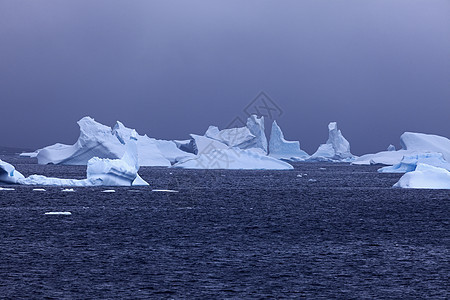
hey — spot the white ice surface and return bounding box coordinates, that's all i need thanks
[393,163,450,189]
[378,153,450,173]
[172,148,293,170]
[35,117,171,167]
[353,132,450,166]
[3,131,149,187]
[268,120,309,161]
[0,159,25,184]
[308,122,355,162]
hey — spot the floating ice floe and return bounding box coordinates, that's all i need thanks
[44,212,72,215]
[393,164,450,189]
[0,187,15,191]
[152,189,179,193]
[172,148,293,170]
[61,188,75,192]
[308,122,355,162]
[102,189,116,193]
[268,120,309,162]
[353,132,450,166]
[378,153,450,173]
[2,131,149,187]
[33,188,46,191]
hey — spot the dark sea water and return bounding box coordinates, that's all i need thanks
[0,150,449,299]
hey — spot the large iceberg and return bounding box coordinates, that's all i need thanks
[308,122,355,162]
[204,115,268,153]
[172,148,293,170]
[189,134,229,155]
[205,126,255,148]
[378,153,450,173]
[0,159,25,184]
[268,120,309,161]
[393,163,450,189]
[353,132,450,166]
[33,117,178,167]
[2,131,148,187]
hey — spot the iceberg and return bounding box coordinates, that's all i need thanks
[153,139,194,164]
[393,163,450,189]
[268,120,309,161]
[34,117,172,167]
[203,115,268,153]
[0,159,25,184]
[378,153,450,173]
[353,132,450,166]
[205,125,255,148]
[387,144,396,151]
[189,134,229,155]
[172,148,293,170]
[2,131,149,187]
[308,122,355,162]
[242,115,268,153]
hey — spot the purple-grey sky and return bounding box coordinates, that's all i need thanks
[1,0,449,154]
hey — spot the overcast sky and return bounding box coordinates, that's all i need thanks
[1,0,449,154]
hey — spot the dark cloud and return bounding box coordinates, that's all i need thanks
[1,0,449,154]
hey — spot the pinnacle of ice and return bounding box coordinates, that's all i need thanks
[309,122,355,162]
[268,120,309,161]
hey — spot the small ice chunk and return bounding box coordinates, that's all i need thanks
[44,212,72,215]
[102,189,116,193]
[152,189,179,193]
[0,187,15,191]
[61,188,75,192]
[33,188,46,191]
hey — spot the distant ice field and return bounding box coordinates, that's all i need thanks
[0,150,448,299]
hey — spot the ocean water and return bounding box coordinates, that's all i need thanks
[0,151,449,299]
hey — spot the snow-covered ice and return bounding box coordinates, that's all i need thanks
[0,159,25,184]
[378,153,450,173]
[268,120,309,161]
[44,212,72,215]
[189,134,228,155]
[308,122,355,162]
[0,187,15,191]
[34,117,172,167]
[172,148,293,170]
[393,163,450,189]
[354,132,450,166]
[205,125,255,148]
[152,189,179,193]
[2,130,149,187]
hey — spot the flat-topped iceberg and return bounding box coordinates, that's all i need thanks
[0,159,25,184]
[32,117,178,167]
[308,122,355,162]
[393,163,450,189]
[268,120,309,161]
[378,153,450,173]
[2,131,148,187]
[353,132,450,166]
[172,148,293,170]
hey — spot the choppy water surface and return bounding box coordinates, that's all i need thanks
[0,152,448,299]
